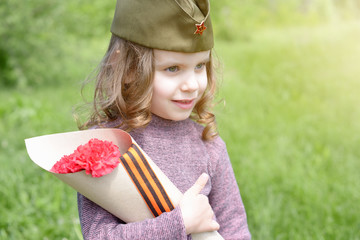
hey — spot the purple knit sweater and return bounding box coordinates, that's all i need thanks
[77,115,251,239]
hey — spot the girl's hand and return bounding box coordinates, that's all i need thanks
[180,173,220,234]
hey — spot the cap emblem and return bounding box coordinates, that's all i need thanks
[194,21,207,35]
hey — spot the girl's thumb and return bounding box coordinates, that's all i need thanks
[187,173,209,195]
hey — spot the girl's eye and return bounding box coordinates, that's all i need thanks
[195,63,206,70]
[165,66,179,72]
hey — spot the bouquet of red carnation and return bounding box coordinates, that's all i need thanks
[25,129,223,240]
[50,138,121,177]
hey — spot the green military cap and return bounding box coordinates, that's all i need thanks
[111,0,213,53]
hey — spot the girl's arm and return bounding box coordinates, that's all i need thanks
[78,193,189,240]
[78,174,220,240]
[207,138,251,240]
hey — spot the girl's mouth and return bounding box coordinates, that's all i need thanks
[172,99,195,110]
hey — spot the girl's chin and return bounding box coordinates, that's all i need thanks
[152,111,192,122]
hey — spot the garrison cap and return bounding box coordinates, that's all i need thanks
[111,0,214,53]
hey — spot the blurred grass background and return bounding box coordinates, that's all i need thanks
[1,0,360,239]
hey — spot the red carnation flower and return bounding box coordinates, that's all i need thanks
[50,138,121,177]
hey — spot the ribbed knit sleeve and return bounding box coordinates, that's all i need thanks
[207,138,251,239]
[78,193,189,240]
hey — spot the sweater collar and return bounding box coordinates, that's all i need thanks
[131,114,192,138]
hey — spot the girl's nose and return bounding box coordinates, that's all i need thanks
[181,73,199,92]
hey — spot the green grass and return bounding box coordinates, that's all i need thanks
[1,22,360,239]
[0,87,82,239]
[216,22,360,239]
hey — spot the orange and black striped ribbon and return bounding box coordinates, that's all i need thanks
[119,143,175,217]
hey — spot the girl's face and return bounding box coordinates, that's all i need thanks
[151,49,210,121]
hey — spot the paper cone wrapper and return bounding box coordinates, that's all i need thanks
[25,129,222,240]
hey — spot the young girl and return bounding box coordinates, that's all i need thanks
[77,0,251,239]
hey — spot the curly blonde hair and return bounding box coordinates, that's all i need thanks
[81,34,218,140]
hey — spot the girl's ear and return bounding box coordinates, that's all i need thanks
[109,49,135,84]
[109,49,121,70]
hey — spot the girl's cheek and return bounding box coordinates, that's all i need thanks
[199,74,208,93]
